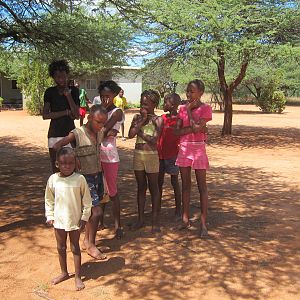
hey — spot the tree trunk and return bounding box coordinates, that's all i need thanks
[222,89,233,135]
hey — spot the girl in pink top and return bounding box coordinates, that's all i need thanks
[175,79,212,237]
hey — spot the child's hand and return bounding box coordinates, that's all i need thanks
[52,143,59,151]
[140,108,148,119]
[192,123,203,133]
[46,220,54,226]
[79,220,87,232]
[187,100,199,110]
[63,87,72,97]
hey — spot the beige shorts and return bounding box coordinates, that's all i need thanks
[133,150,159,174]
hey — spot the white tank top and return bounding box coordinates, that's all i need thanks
[100,107,124,163]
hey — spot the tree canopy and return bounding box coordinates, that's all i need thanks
[107,0,300,134]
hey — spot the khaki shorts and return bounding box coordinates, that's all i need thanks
[133,150,159,173]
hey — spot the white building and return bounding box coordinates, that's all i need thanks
[78,66,142,104]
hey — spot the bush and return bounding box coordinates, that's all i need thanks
[256,89,286,113]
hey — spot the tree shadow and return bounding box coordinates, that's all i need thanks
[208,125,300,149]
[0,137,299,299]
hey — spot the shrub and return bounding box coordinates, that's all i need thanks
[256,88,286,113]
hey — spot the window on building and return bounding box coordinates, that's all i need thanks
[86,79,96,90]
[12,80,18,89]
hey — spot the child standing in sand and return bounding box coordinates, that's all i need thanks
[42,60,80,173]
[45,147,92,291]
[98,81,124,239]
[53,105,108,260]
[128,90,163,232]
[158,93,182,219]
[175,79,212,237]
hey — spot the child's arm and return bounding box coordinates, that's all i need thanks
[45,176,55,226]
[80,176,92,231]
[64,88,80,119]
[52,132,76,151]
[42,102,71,120]
[174,117,194,136]
[128,113,147,139]
[103,109,123,138]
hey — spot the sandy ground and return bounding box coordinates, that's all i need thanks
[0,105,299,300]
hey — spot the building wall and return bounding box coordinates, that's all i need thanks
[0,76,22,103]
[112,69,142,104]
[76,67,142,104]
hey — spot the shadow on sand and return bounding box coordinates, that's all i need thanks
[0,135,299,299]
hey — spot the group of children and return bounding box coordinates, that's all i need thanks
[43,60,212,290]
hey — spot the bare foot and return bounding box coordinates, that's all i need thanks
[115,228,124,239]
[151,224,161,233]
[130,221,144,231]
[177,221,192,230]
[87,245,107,260]
[200,226,209,238]
[75,277,85,291]
[52,273,69,285]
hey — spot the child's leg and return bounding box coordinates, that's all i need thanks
[158,169,165,212]
[179,167,192,227]
[110,193,123,238]
[102,162,122,238]
[85,206,106,260]
[98,202,106,230]
[80,116,84,126]
[170,174,181,218]
[132,170,147,229]
[52,229,69,284]
[147,172,160,232]
[69,230,85,291]
[195,169,208,236]
[121,123,125,139]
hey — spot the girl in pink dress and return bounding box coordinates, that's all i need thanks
[175,79,212,237]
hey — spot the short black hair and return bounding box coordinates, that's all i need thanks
[164,93,181,106]
[98,80,121,95]
[188,79,205,92]
[56,147,75,161]
[141,89,160,108]
[48,60,70,77]
[89,104,107,116]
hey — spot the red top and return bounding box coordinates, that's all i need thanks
[157,114,180,159]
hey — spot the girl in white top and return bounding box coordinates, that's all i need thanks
[98,80,125,239]
[45,147,92,291]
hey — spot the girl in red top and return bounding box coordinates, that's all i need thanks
[157,93,182,219]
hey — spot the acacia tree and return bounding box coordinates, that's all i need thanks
[106,0,300,135]
[0,1,134,114]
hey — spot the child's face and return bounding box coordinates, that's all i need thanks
[53,71,68,88]
[163,98,177,113]
[88,112,107,133]
[100,89,116,108]
[119,90,124,97]
[186,83,203,102]
[140,96,155,113]
[57,154,76,177]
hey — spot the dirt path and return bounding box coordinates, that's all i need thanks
[0,105,299,300]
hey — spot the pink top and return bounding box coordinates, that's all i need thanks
[177,103,212,143]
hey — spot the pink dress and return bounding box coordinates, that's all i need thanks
[175,103,212,170]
